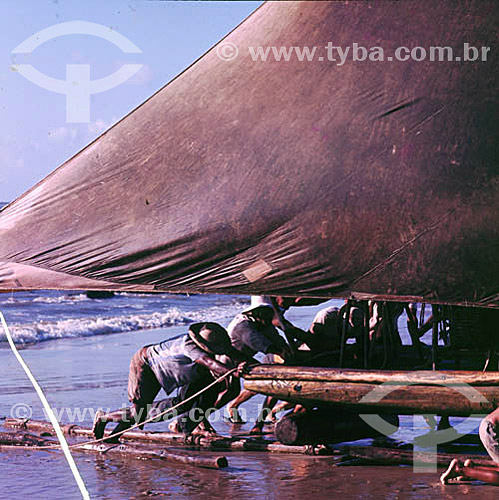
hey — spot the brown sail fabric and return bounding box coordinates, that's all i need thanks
[0,262,155,293]
[0,1,497,306]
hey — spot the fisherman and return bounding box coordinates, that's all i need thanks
[294,302,365,366]
[306,305,342,351]
[440,407,499,485]
[224,296,292,433]
[93,322,247,442]
[271,296,331,353]
[267,305,357,422]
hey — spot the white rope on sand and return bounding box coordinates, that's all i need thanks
[0,311,91,500]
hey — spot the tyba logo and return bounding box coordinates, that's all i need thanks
[11,21,143,123]
[358,371,490,472]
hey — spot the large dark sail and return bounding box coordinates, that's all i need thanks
[0,1,497,306]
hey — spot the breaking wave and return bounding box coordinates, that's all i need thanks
[0,302,246,345]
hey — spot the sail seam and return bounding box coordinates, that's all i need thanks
[350,209,455,286]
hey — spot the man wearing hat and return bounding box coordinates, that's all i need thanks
[93,322,247,442]
[224,297,293,432]
[228,296,292,359]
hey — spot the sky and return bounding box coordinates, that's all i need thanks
[0,0,262,202]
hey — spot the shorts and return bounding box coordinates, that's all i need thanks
[128,347,161,405]
[479,418,499,464]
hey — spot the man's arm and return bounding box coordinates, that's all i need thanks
[194,354,234,376]
[195,354,250,377]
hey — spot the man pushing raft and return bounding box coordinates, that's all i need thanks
[93,322,247,442]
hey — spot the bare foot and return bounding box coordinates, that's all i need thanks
[227,408,245,424]
[92,410,106,440]
[249,425,264,435]
[440,458,463,485]
[168,419,181,433]
[190,428,220,438]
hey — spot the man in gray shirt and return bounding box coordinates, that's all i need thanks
[225,297,292,433]
[93,322,246,442]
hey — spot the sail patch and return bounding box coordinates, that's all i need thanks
[243,259,272,283]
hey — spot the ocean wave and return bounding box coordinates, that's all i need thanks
[32,293,88,304]
[0,302,246,345]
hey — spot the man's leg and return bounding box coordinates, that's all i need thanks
[178,374,220,434]
[92,407,130,441]
[440,459,499,485]
[93,347,160,442]
[227,387,255,423]
[251,396,278,434]
[461,461,499,485]
[143,373,220,435]
[96,403,149,443]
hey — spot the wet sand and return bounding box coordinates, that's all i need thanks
[1,320,497,498]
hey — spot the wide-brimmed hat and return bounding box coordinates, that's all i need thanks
[188,322,232,355]
[242,295,274,315]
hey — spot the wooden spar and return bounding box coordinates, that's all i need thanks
[79,443,228,469]
[243,379,498,415]
[336,445,497,468]
[4,419,332,455]
[245,365,499,385]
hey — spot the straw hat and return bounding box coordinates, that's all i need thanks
[188,322,232,355]
[242,295,274,314]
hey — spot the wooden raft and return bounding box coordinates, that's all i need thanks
[2,424,494,470]
[0,428,227,469]
[4,418,332,455]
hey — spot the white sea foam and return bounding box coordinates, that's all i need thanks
[32,293,88,304]
[0,301,246,345]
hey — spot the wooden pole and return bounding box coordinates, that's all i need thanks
[336,444,496,468]
[362,300,369,369]
[242,379,497,415]
[432,304,439,370]
[0,430,53,447]
[275,409,398,445]
[339,301,352,368]
[244,365,499,385]
[79,443,228,469]
[270,297,298,356]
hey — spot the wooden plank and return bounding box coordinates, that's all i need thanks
[245,365,499,385]
[243,379,498,415]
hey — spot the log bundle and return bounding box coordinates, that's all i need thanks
[244,366,499,415]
